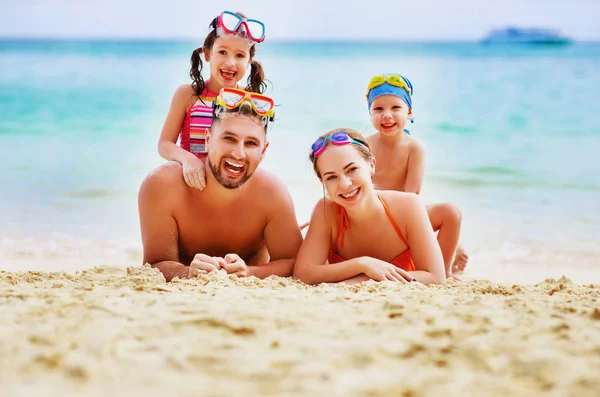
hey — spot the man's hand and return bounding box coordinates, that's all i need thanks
[221,254,249,277]
[189,254,223,278]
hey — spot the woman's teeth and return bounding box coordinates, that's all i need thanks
[340,188,360,199]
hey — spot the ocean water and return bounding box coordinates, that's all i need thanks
[1,39,599,272]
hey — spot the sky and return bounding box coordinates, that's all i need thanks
[1,0,599,41]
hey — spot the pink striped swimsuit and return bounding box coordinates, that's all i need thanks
[179,87,217,159]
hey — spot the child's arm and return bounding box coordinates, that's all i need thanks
[404,140,426,194]
[158,85,206,190]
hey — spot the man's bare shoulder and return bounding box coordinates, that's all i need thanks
[139,162,185,195]
[250,168,292,199]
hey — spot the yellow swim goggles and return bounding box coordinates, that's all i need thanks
[214,87,275,119]
[365,74,412,97]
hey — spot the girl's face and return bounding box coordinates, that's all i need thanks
[316,144,375,209]
[204,36,252,89]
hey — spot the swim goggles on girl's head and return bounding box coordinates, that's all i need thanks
[213,88,275,127]
[209,11,266,43]
[365,74,412,97]
[311,131,367,158]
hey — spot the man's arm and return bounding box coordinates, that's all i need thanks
[404,140,426,194]
[250,181,303,278]
[138,166,189,281]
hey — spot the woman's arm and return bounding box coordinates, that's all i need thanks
[403,194,446,284]
[293,199,365,284]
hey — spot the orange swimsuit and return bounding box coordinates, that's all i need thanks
[327,195,416,272]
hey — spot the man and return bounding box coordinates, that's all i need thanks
[138,89,302,281]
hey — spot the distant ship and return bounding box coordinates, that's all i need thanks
[481,27,572,45]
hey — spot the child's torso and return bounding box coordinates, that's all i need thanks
[180,88,217,158]
[369,137,412,191]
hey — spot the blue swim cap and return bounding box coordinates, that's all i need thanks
[366,74,413,110]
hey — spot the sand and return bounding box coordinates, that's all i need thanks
[1,265,599,397]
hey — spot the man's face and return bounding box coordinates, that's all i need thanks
[206,116,268,189]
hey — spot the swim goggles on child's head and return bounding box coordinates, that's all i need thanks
[311,131,367,158]
[209,11,266,44]
[213,87,275,127]
[365,74,412,98]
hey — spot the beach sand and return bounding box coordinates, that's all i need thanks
[1,264,599,397]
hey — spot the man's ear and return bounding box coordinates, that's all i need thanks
[260,141,270,160]
[205,128,211,145]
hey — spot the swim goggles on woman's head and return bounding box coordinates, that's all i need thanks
[311,131,367,158]
[213,88,275,127]
[209,11,266,43]
[365,74,412,97]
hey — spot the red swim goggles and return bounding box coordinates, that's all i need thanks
[209,11,266,43]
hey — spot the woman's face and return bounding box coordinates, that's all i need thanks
[316,144,375,208]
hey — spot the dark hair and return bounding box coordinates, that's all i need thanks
[190,11,268,99]
[309,128,373,178]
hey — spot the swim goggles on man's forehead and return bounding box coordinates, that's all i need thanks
[213,88,275,127]
[311,131,367,158]
[209,11,266,43]
[365,74,412,97]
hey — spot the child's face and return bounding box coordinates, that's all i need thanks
[204,36,252,89]
[317,144,375,209]
[369,95,412,136]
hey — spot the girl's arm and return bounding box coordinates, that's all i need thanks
[404,140,426,194]
[158,85,206,190]
[158,85,201,165]
[403,194,446,284]
[293,199,365,284]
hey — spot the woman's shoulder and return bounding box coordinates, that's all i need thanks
[377,190,421,209]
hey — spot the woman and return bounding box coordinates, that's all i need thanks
[293,128,446,285]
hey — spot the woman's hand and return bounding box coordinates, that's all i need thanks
[359,257,413,283]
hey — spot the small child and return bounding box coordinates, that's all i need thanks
[365,74,468,278]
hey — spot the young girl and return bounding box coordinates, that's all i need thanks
[158,11,268,190]
[293,129,446,285]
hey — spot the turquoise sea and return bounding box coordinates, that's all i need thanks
[1,39,599,276]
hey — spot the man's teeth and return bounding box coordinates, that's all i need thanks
[341,188,359,199]
[225,159,243,174]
